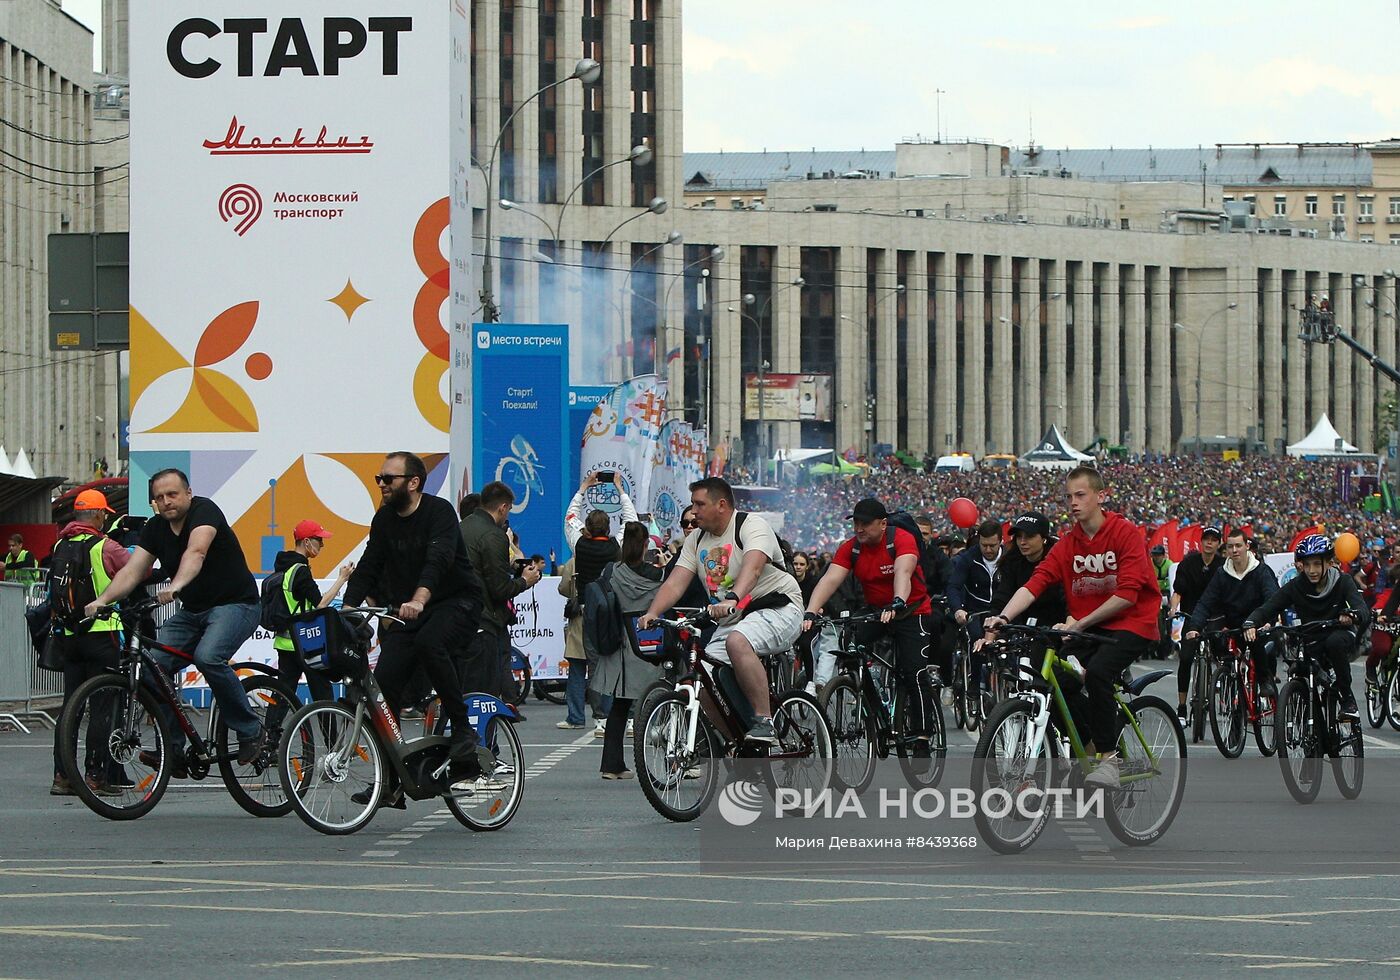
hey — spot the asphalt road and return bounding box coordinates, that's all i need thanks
[3,665,1400,978]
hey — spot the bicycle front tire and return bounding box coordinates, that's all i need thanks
[893,686,946,790]
[279,700,384,835]
[1275,679,1322,805]
[634,692,719,822]
[971,699,1054,855]
[1208,670,1246,759]
[58,673,172,821]
[1386,668,1400,732]
[818,675,876,794]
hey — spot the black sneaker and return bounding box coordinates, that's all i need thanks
[745,718,779,746]
[1257,676,1278,699]
[139,749,188,780]
[350,786,406,809]
[236,726,267,766]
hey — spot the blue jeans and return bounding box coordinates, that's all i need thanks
[154,602,261,742]
[565,658,588,725]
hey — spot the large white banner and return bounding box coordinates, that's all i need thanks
[579,375,668,530]
[651,420,707,544]
[129,4,453,580]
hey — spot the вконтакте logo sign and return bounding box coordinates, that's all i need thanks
[166,16,413,78]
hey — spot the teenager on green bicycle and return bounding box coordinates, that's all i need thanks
[800,497,941,750]
[1243,533,1367,720]
[985,465,1161,789]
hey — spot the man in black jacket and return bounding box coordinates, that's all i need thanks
[1171,525,1225,684]
[343,452,484,788]
[1244,534,1368,720]
[460,481,540,702]
[1184,529,1280,713]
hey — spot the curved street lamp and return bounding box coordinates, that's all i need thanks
[1173,301,1237,455]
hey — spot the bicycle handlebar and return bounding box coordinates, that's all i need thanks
[340,605,407,627]
[985,622,1120,647]
[649,610,715,631]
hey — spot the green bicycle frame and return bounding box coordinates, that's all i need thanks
[1038,645,1161,785]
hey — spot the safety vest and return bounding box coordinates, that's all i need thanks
[61,534,119,635]
[5,548,39,584]
[273,563,312,652]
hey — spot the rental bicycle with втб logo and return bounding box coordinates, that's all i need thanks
[56,596,300,821]
[277,606,524,835]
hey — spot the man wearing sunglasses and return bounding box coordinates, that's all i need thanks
[343,452,486,794]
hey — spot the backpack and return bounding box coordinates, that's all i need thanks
[48,534,102,629]
[582,563,624,658]
[850,510,935,590]
[733,511,799,578]
[259,562,308,632]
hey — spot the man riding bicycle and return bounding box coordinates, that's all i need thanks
[1182,528,1280,711]
[985,465,1160,789]
[800,498,942,751]
[1243,533,1367,721]
[949,520,1002,692]
[1170,525,1224,707]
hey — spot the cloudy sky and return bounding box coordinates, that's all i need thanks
[64,0,1400,151]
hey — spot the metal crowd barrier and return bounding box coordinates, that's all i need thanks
[1,581,48,732]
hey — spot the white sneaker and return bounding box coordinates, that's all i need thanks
[804,681,818,697]
[1083,753,1121,790]
[593,720,606,738]
[625,718,634,736]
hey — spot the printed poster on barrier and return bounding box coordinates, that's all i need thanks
[471,324,569,562]
[651,419,708,544]
[579,375,668,533]
[508,577,568,681]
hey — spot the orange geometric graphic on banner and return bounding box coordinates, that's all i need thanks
[132,301,264,433]
[412,197,450,431]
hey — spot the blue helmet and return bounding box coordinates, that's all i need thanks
[1294,534,1332,560]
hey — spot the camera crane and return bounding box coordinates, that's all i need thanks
[1297,302,1400,386]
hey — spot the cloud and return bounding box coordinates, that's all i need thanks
[1107,15,1170,30]
[981,38,1059,56]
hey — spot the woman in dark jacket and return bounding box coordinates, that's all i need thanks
[989,512,1065,627]
[591,522,664,778]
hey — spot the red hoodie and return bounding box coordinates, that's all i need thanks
[1023,510,1160,640]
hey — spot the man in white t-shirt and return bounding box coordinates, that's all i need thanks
[639,477,803,745]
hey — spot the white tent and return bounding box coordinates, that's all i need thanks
[9,448,36,479]
[0,445,12,476]
[1020,425,1094,470]
[1285,414,1364,458]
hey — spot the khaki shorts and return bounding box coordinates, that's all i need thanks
[705,604,803,664]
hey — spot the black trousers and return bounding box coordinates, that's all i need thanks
[52,631,122,778]
[1305,628,1357,701]
[456,628,505,701]
[1066,630,1151,753]
[856,613,940,737]
[374,598,478,752]
[601,697,633,774]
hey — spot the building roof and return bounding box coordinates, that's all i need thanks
[683,143,1376,191]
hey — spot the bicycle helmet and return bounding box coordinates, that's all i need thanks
[1293,533,1332,560]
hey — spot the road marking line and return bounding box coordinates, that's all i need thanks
[360,851,398,858]
[951,907,1312,926]
[269,948,654,970]
[620,924,856,938]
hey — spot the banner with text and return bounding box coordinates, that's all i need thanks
[129,3,454,580]
[568,384,613,504]
[579,375,668,530]
[651,420,708,544]
[472,323,569,561]
[743,373,833,422]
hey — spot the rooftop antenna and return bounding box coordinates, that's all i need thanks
[934,88,946,142]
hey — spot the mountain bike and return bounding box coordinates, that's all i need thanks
[950,624,980,732]
[813,610,946,794]
[57,596,300,821]
[631,610,833,823]
[277,606,523,835]
[1204,625,1277,758]
[1366,620,1400,731]
[1265,620,1363,804]
[971,624,1185,854]
[1183,633,1220,744]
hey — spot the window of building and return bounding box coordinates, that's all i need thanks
[628,0,658,207]
[1223,195,1234,203]
[1332,195,1346,217]
[1360,235,1374,243]
[1391,234,1400,245]
[1359,197,1374,218]
[1305,194,1318,216]
[537,0,558,202]
[1243,194,1256,216]
[581,0,605,205]
[1390,196,1400,216]
[1274,195,1287,216]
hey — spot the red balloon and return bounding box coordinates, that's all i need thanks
[949,497,979,529]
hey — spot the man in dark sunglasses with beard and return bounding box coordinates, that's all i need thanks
[343,452,486,802]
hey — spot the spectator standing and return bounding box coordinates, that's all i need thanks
[268,519,355,708]
[5,533,39,584]
[460,481,541,701]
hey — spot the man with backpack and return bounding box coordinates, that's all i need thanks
[799,498,943,750]
[46,489,130,796]
[261,519,355,706]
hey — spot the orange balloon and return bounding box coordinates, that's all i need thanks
[1334,532,1360,564]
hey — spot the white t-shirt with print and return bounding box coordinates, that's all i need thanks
[676,511,803,626]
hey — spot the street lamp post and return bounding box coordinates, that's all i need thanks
[729,277,804,473]
[479,57,600,323]
[1173,301,1236,455]
[998,290,1062,449]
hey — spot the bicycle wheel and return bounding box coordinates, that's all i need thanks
[1208,669,1246,759]
[279,700,383,835]
[818,676,876,793]
[534,679,567,704]
[1388,669,1400,731]
[58,673,171,821]
[951,654,968,730]
[1365,677,1385,729]
[960,655,979,732]
[1275,679,1322,805]
[510,656,532,706]
[447,716,524,830]
[634,692,720,822]
[971,699,1054,854]
[1189,657,1208,744]
[1104,695,1186,847]
[1253,685,1278,757]
[214,675,300,818]
[762,691,834,799]
[894,685,946,790]
[1327,689,1364,800]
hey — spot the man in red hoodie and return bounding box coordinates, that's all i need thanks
[47,489,131,796]
[985,465,1159,789]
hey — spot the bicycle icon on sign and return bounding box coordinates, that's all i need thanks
[496,434,544,512]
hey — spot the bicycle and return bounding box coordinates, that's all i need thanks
[1264,620,1364,804]
[277,606,524,835]
[813,610,947,794]
[1183,631,1223,744]
[971,623,1185,854]
[56,596,300,821]
[950,623,981,732]
[1204,626,1278,758]
[1366,621,1400,731]
[631,610,834,823]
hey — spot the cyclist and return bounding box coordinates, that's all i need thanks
[800,497,942,750]
[1243,533,1368,720]
[1170,525,1225,711]
[987,512,1065,629]
[1182,528,1280,713]
[637,477,804,746]
[1150,544,1172,600]
[985,465,1161,789]
[1370,567,1400,687]
[269,519,356,706]
[948,520,1002,692]
[342,452,486,801]
[85,468,266,769]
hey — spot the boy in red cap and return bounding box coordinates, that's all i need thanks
[269,519,355,703]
